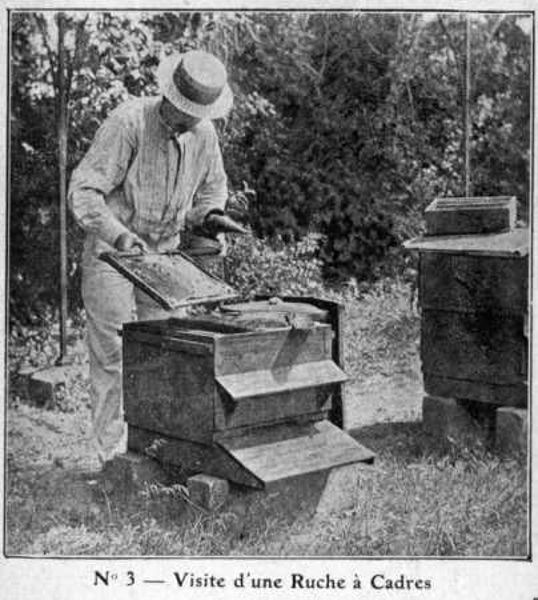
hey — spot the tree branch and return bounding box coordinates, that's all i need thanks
[437,15,461,66]
[66,14,89,103]
[318,16,330,82]
[437,15,463,97]
[365,37,389,58]
[474,15,505,80]
[34,14,59,94]
[405,80,415,121]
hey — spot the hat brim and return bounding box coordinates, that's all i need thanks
[157,53,233,120]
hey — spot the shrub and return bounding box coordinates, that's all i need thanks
[224,233,325,298]
[319,196,399,284]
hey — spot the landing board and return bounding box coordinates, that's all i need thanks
[218,419,375,485]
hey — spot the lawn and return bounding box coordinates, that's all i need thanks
[5,278,528,556]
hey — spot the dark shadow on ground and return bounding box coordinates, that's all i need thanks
[349,421,428,456]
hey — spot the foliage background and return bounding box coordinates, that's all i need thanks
[9,11,531,324]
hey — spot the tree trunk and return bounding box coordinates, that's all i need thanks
[463,14,472,197]
[56,12,69,365]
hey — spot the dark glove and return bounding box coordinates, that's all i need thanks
[204,212,248,236]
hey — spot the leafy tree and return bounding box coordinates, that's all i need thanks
[10,12,189,324]
[10,11,531,321]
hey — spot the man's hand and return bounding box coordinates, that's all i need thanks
[114,232,148,254]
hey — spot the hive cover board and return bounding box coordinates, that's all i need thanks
[221,300,329,319]
[403,228,529,257]
[100,250,238,310]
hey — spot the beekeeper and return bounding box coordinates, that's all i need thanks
[69,50,233,465]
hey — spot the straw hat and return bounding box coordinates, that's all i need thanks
[157,50,233,120]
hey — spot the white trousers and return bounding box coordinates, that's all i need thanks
[82,253,171,463]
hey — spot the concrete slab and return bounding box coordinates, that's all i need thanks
[495,407,528,455]
[422,395,493,446]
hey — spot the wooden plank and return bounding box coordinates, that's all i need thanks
[420,253,527,314]
[125,318,234,344]
[167,317,249,335]
[423,375,528,408]
[123,319,217,344]
[421,310,526,385]
[219,420,374,484]
[403,228,529,257]
[213,386,332,432]
[213,411,330,441]
[123,340,215,443]
[327,301,345,427]
[254,295,333,322]
[122,329,213,357]
[221,300,329,319]
[218,420,326,450]
[214,325,333,376]
[127,425,263,488]
[216,360,346,401]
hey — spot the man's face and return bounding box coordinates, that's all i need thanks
[159,97,201,134]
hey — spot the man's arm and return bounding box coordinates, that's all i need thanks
[68,106,145,250]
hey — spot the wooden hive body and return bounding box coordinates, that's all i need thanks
[406,228,529,408]
[123,319,340,441]
[100,249,376,488]
[420,253,528,407]
[122,309,374,488]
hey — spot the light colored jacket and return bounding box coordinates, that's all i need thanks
[68,96,227,258]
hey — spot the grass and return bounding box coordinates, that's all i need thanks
[6,277,529,557]
[287,423,527,556]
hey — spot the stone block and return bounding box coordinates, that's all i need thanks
[187,473,229,510]
[17,366,37,400]
[27,366,70,407]
[26,364,89,407]
[101,451,167,494]
[422,395,492,445]
[495,407,528,455]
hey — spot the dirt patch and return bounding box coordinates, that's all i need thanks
[345,359,423,428]
[8,403,97,472]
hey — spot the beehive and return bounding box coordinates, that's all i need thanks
[101,250,374,489]
[122,313,374,488]
[405,199,529,409]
